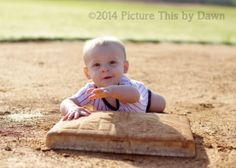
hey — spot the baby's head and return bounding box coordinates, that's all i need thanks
[83,36,129,87]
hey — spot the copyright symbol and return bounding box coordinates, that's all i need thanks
[88,12,96,19]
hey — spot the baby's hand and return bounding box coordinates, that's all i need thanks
[87,87,112,100]
[63,107,91,121]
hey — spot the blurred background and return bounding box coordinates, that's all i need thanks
[0,0,235,44]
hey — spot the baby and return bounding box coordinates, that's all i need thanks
[61,36,166,121]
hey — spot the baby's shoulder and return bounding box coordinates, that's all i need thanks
[130,79,144,85]
[120,75,145,88]
[129,79,146,89]
[77,82,95,92]
[84,82,96,88]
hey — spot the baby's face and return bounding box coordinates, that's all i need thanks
[84,45,128,87]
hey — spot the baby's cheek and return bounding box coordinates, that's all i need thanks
[92,72,99,78]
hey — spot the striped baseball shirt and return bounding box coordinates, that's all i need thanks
[70,75,151,113]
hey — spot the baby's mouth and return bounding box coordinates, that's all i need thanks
[103,76,113,80]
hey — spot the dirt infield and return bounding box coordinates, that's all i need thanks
[0,42,235,168]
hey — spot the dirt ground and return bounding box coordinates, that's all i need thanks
[0,42,235,168]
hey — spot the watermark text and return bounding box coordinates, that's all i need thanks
[88,10,225,22]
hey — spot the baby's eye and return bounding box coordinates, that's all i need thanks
[93,63,100,67]
[110,60,116,64]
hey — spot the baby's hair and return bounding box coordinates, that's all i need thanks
[83,36,126,60]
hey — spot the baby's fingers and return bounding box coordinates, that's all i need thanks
[88,88,105,94]
[82,108,91,114]
[89,93,98,100]
[86,88,95,94]
[63,113,70,121]
[80,110,91,117]
[74,111,80,119]
[68,112,75,120]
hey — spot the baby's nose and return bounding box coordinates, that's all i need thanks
[100,65,109,72]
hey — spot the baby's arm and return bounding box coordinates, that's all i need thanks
[88,85,140,104]
[60,98,90,121]
[148,92,166,113]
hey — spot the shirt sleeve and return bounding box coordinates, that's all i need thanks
[119,79,149,113]
[70,83,95,107]
[132,80,149,109]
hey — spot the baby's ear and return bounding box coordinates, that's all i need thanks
[124,60,129,73]
[84,67,91,79]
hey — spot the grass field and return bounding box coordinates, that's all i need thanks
[0,0,236,44]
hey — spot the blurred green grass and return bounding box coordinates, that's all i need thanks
[0,0,236,44]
